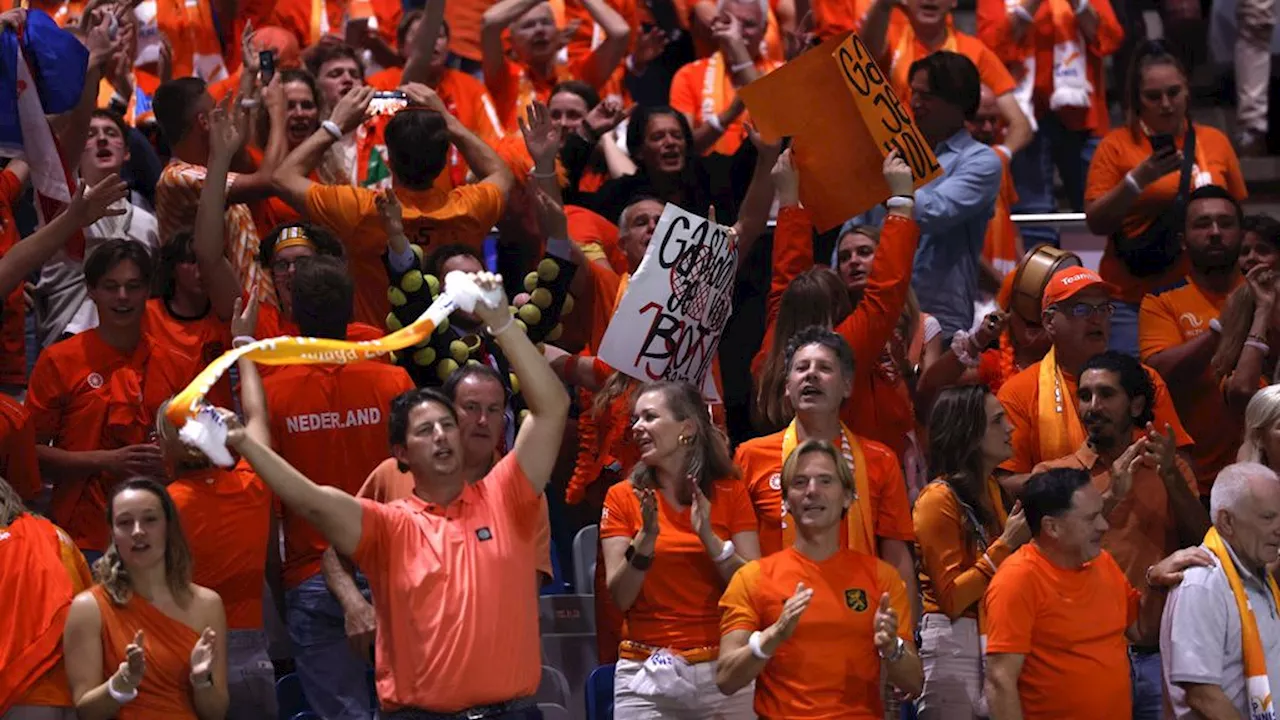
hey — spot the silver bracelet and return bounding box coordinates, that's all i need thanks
[1245,339,1271,355]
[487,318,515,338]
[879,636,906,662]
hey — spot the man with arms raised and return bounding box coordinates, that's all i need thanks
[225,271,570,718]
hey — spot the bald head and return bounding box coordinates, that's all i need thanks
[967,84,1001,146]
[1210,462,1280,571]
[1211,463,1278,518]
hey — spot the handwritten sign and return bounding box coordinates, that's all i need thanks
[598,204,737,399]
[738,32,942,230]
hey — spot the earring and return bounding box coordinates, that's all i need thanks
[679,433,694,446]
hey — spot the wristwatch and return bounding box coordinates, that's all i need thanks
[879,636,906,662]
[625,544,654,571]
[191,671,214,689]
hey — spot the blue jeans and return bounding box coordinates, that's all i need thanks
[285,573,374,720]
[1129,649,1162,720]
[1109,300,1141,357]
[226,630,277,720]
[1011,113,1100,249]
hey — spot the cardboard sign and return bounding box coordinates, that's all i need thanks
[738,32,943,231]
[598,204,737,399]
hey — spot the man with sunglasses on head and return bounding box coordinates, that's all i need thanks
[995,267,1193,494]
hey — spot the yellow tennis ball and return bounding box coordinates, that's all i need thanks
[514,319,528,334]
[524,271,539,293]
[411,243,424,264]
[385,312,402,331]
[509,373,520,395]
[537,258,560,282]
[436,358,458,381]
[412,347,436,366]
[519,409,531,424]
[547,324,563,342]
[518,303,541,326]
[509,304,518,315]
[561,293,574,316]
[400,270,424,293]
[387,287,407,307]
[530,287,553,310]
[435,317,450,335]
[467,359,482,367]
[449,339,470,364]
[425,274,440,297]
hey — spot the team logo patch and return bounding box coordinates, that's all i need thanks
[845,588,868,612]
[769,474,781,491]
[476,527,493,541]
[87,372,104,389]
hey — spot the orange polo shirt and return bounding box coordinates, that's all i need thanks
[352,454,543,712]
[359,457,553,579]
[168,460,272,630]
[995,358,1192,474]
[0,393,41,504]
[25,331,193,551]
[912,479,1011,619]
[720,547,912,719]
[734,431,915,558]
[265,362,415,588]
[486,56,592,134]
[143,298,234,412]
[1138,277,1242,494]
[1034,445,1195,646]
[983,543,1138,719]
[0,169,26,386]
[444,0,494,61]
[599,476,757,653]
[304,181,504,328]
[882,27,1016,107]
[1084,124,1246,304]
[669,53,783,157]
[975,0,1124,134]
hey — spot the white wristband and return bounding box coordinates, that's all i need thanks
[1209,318,1222,334]
[321,120,343,140]
[748,630,772,660]
[713,539,736,563]
[1124,171,1143,194]
[1011,4,1034,22]
[1073,0,1090,14]
[995,144,1012,160]
[706,113,724,133]
[108,675,138,704]
[232,335,256,348]
[886,195,916,210]
[487,317,514,338]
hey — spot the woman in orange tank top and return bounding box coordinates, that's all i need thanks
[62,478,229,720]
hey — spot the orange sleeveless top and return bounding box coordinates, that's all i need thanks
[90,586,200,719]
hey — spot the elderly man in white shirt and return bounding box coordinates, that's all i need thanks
[1160,462,1280,719]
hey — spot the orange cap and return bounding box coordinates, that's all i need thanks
[1041,267,1120,313]
[251,26,302,70]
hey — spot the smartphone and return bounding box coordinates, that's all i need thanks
[1149,133,1175,155]
[259,50,276,86]
[369,90,409,117]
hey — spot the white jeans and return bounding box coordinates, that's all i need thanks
[1237,0,1276,136]
[916,614,986,720]
[613,657,756,719]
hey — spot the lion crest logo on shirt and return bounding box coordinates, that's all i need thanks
[845,589,868,612]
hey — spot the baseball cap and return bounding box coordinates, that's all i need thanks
[1040,267,1119,313]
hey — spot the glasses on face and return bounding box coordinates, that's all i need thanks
[272,258,300,273]
[1054,301,1116,319]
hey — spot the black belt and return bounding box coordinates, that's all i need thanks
[383,697,537,720]
[1130,645,1160,656]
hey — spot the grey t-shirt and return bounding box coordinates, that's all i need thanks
[1160,541,1280,718]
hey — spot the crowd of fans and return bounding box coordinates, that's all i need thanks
[1,0,1278,719]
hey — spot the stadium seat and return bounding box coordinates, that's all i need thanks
[585,663,614,720]
[275,673,309,719]
[538,703,571,720]
[572,524,598,594]
[543,539,570,595]
[536,664,571,708]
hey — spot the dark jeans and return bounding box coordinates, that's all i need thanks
[379,707,542,720]
[1010,113,1100,249]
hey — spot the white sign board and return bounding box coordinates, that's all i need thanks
[598,203,738,399]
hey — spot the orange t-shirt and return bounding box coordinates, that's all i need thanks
[352,454,543,712]
[669,53,782,157]
[486,56,591,134]
[25,331,194,551]
[735,431,915,558]
[358,456,553,579]
[168,460,272,630]
[983,543,1138,719]
[268,0,401,48]
[143,298,234,412]
[995,359,1193,474]
[1,516,91,712]
[1138,277,1242,494]
[0,169,26,386]
[0,393,41,504]
[1084,124,1247,304]
[599,476,758,652]
[156,160,273,306]
[265,362,415,588]
[719,547,912,720]
[1034,446,1195,645]
[444,0,495,61]
[975,0,1124,133]
[303,181,505,328]
[912,479,1011,619]
[245,145,308,235]
[883,27,1015,107]
[144,0,227,83]
[90,586,201,720]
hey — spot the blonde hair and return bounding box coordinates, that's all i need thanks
[781,439,855,493]
[1239,385,1280,466]
[95,478,194,606]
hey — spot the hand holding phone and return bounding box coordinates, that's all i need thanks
[259,50,276,86]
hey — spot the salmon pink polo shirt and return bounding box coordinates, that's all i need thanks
[351,453,543,713]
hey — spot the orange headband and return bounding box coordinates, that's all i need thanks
[275,227,317,254]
